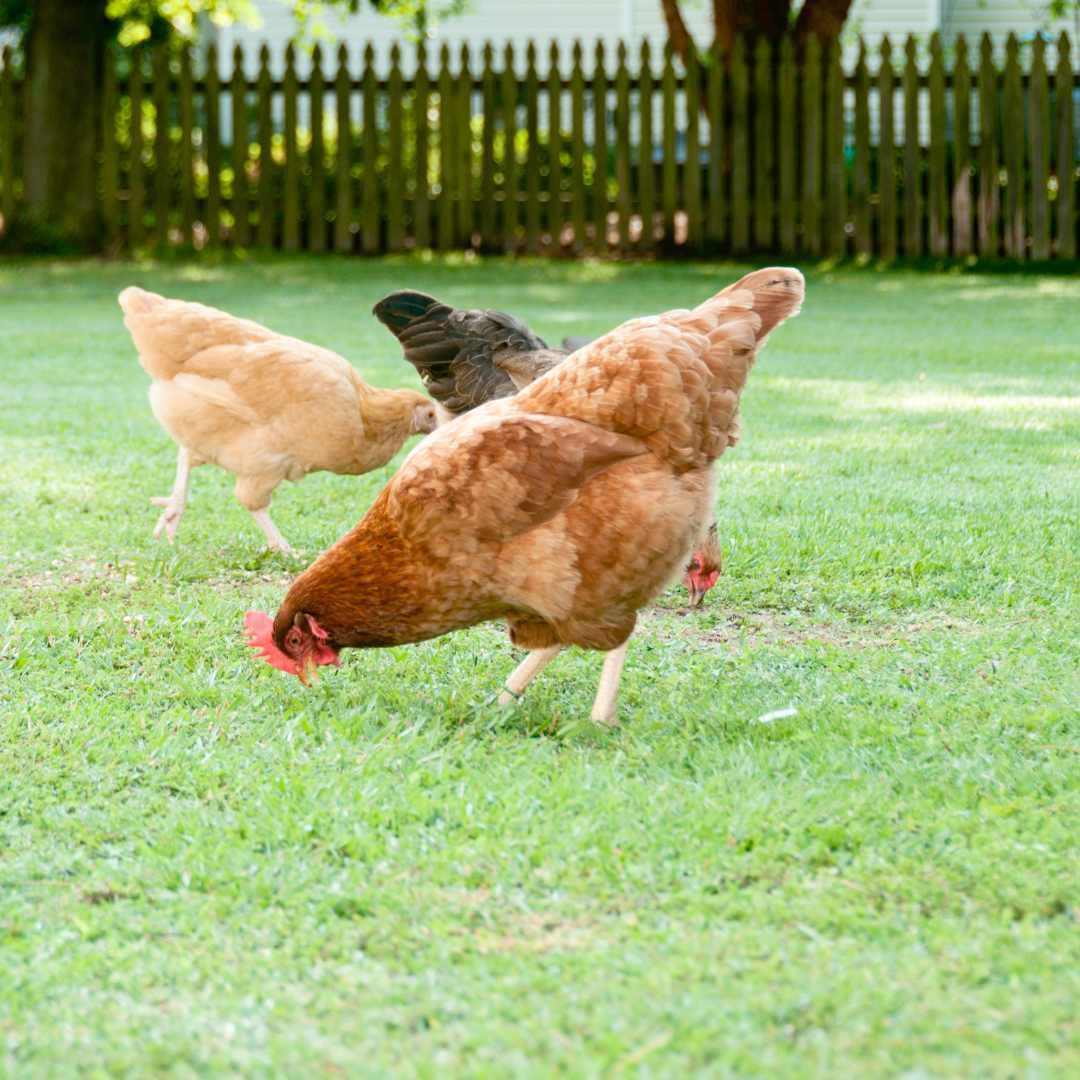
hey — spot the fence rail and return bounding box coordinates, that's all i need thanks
[1,32,1077,259]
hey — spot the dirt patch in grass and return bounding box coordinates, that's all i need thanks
[644,607,984,651]
[473,912,598,955]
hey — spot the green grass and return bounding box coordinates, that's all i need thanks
[2,255,1079,1077]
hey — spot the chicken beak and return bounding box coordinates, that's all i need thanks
[297,656,319,686]
[687,584,706,608]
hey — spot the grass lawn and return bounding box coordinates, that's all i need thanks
[1,255,1078,1076]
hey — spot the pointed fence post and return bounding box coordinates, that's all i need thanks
[877,37,896,260]
[1027,35,1050,260]
[638,40,655,253]
[928,33,948,257]
[977,34,999,256]
[205,45,222,248]
[1055,34,1075,259]
[952,35,972,257]
[309,45,326,252]
[256,44,274,248]
[1002,33,1024,258]
[283,43,300,252]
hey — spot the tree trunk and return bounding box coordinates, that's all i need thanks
[713,0,791,51]
[21,0,108,249]
[795,0,855,42]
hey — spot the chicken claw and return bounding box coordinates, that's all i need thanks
[150,495,185,542]
[149,446,193,543]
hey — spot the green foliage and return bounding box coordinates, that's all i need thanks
[0,0,471,41]
[2,258,1079,1074]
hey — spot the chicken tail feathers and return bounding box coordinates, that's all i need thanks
[373,290,558,416]
[515,267,804,470]
[372,290,446,333]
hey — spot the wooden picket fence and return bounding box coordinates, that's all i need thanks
[1,32,1077,259]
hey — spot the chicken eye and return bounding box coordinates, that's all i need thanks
[688,561,700,572]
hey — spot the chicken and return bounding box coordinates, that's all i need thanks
[371,290,567,421]
[247,268,804,724]
[684,521,723,607]
[119,288,438,554]
[374,289,724,604]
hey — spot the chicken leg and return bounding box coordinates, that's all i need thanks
[150,446,194,542]
[234,475,295,555]
[590,638,631,727]
[498,645,563,706]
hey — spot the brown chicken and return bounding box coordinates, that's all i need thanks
[374,289,724,606]
[120,288,438,554]
[248,268,804,724]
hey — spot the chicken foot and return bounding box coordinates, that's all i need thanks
[590,638,631,727]
[498,645,563,706]
[250,508,295,555]
[150,446,194,542]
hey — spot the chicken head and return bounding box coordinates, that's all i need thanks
[245,610,340,684]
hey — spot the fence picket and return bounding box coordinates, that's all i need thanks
[801,35,822,255]
[1003,34,1024,257]
[152,45,170,247]
[753,37,773,252]
[852,41,871,257]
[825,37,845,257]
[1056,34,1075,259]
[414,44,431,249]
[660,45,676,248]
[480,43,496,247]
[205,46,222,247]
[731,36,749,253]
[684,46,701,250]
[569,42,586,251]
[361,43,379,254]
[777,38,795,254]
[877,37,896,260]
[903,36,922,257]
[547,42,564,248]
[436,45,453,250]
[928,33,947,256]
[282,43,300,251]
[952,35,972,256]
[130,47,146,248]
[229,45,247,246]
[638,40,655,252]
[501,43,518,251]
[977,35,998,256]
[309,45,326,251]
[1027,36,1049,260]
[456,44,473,246]
[593,43,610,253]
[256,45,273,248]
[524,43,541,253]
[615,42,632,249]
[387,44,405,252]
[335,44,352,253]
[179,46,195,244]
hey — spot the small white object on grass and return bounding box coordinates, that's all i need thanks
[756,707,798,724]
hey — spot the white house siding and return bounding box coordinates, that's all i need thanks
[213,0,714,77]
[943,0,1079,50]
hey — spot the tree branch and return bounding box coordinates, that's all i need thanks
[659,0,696,64]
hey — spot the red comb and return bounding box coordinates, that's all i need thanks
[244,610,301,675]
